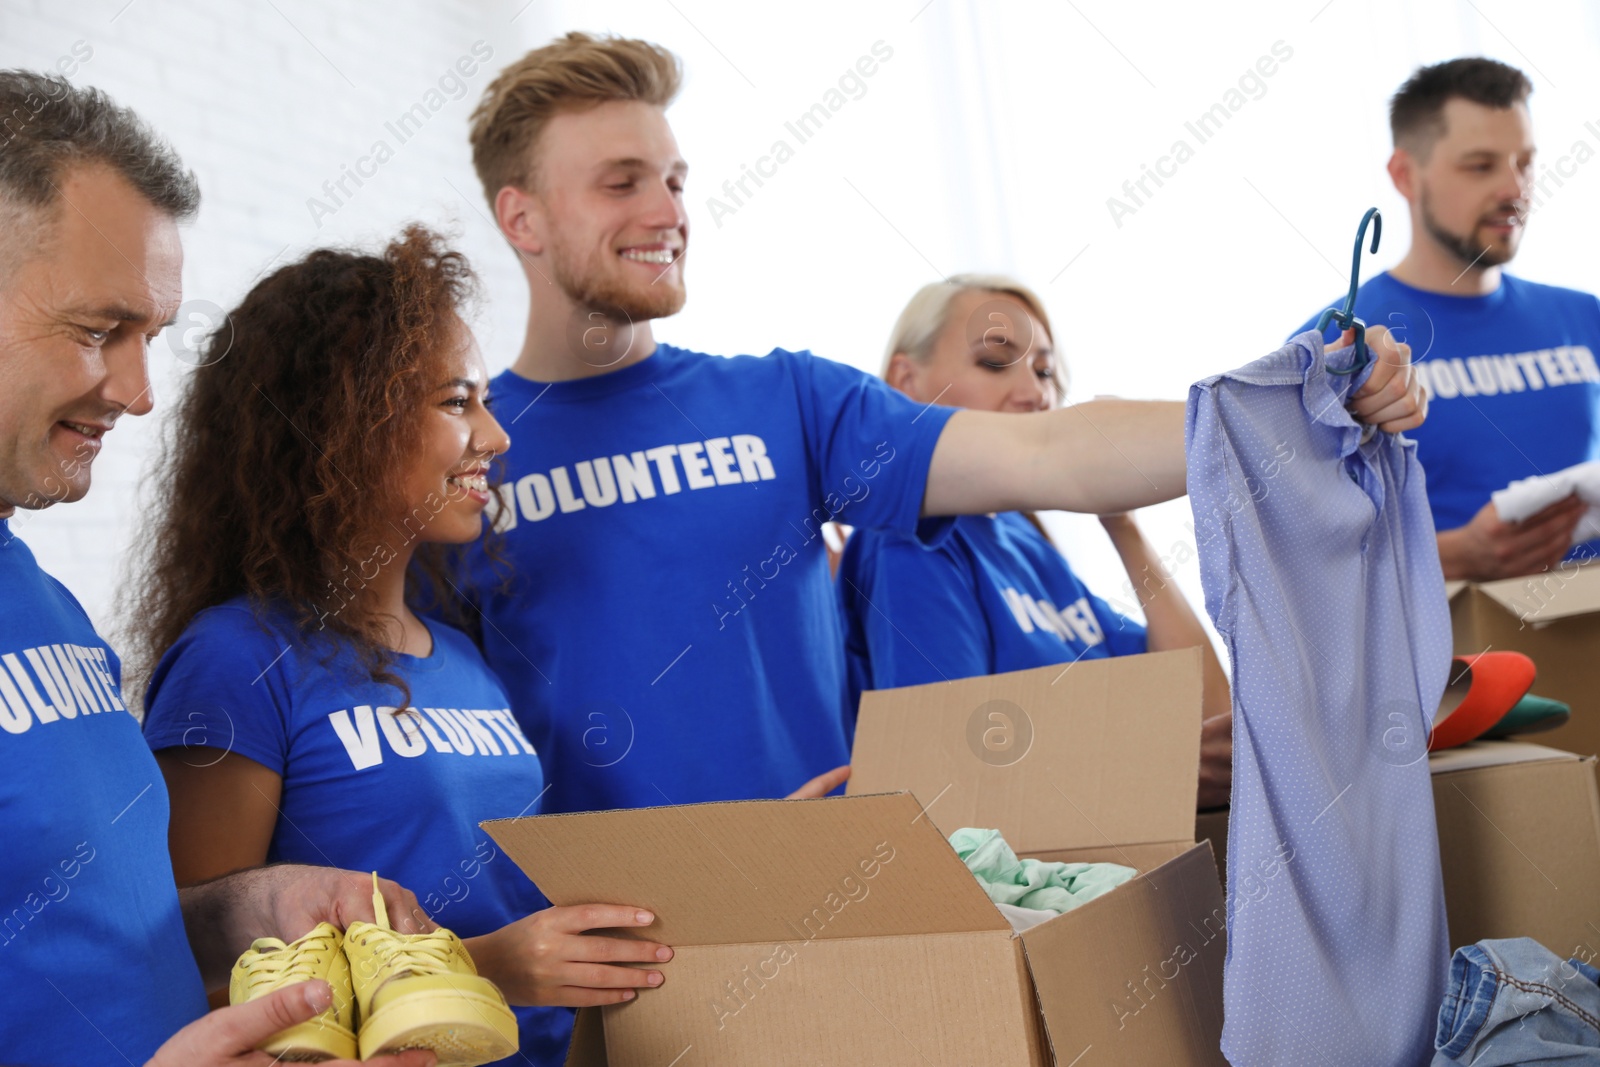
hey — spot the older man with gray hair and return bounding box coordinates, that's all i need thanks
[0,70,434,1066]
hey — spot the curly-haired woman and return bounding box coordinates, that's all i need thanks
[131,225,670,1066]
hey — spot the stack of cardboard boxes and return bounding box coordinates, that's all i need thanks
[1195,563,1600,971]
[1437,563,1600,961]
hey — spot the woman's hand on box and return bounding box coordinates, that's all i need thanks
[786,764,851,799]
[465,904,673,1008]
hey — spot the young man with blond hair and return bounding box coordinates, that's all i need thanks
[459,33,1425,824]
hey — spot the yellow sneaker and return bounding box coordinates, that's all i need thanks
[228,921,357,1061]
[343,873,518,1066]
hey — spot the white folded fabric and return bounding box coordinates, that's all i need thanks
[1491,460,1600,545]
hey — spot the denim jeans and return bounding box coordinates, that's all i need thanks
[1434,938,1600,1064]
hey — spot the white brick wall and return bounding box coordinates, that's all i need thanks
[2,0,542,637]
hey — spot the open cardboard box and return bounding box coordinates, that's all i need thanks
[485,649,1226,1066]
[847,647,1227,1064]
[1446,565,1600,778]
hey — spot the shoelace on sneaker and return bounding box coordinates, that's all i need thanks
[347,871,459,978]
[236,928,342,998]
[345,927,463,977]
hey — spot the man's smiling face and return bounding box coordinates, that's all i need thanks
[0,163,182,518]
[532,99,689,321]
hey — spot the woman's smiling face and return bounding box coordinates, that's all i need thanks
[402,318,510,546]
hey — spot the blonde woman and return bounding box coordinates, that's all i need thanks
[837,275,1233,808]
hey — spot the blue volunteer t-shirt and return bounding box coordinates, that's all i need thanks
[141,598,570,1067]
[837,512,1146,706]
[458,343,955,815]
[1293,272,1600,536]
[0,520,208,1064]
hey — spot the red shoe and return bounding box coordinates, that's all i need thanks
[1429,651,1537,751]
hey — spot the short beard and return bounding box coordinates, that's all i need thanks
[1419,185,1519,270]
[548,231,686,322]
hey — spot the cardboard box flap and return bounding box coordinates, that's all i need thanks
[1473,565,1600,622]
[1430,740,1580,774]
[848,650,1203,855]
[1019,843,1228,1065]
[483,792,1008,948]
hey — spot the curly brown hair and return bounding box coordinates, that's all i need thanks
[124,223,491,706]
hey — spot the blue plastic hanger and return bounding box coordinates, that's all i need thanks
[1317,207,1382,376]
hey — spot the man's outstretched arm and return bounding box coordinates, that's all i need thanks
[923,326,1425,518]
[924,397,1187,518]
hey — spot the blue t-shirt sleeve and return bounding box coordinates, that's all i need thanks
[838,528,990,690]
[141,607,293,775]
[1089,591,1148,656]
[788,350,957,533]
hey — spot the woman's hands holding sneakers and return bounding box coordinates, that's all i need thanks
[466,905,673,1008]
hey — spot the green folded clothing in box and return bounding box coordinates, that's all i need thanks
[951,827,1137,930]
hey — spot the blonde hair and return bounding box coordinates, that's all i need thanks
[469,32,682,207]
[881,273,1064,399]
